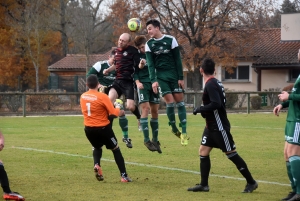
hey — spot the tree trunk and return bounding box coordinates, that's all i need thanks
[35,65,39,92]
[192,67,202,106]
[60,0,68,56]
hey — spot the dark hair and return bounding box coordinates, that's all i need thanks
[134,35,147,47]
[110,48,116,57]
[86,74,98,89]
[146,19,160,29]
[201,58,215,75]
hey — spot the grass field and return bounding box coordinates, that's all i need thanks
[0,113,291,201]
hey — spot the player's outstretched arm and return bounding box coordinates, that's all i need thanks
[103,64,116,75]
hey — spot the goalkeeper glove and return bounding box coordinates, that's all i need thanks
[114,99,124,110]
[98,85,107,93]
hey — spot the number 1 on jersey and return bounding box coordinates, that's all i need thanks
[86,102,91,116]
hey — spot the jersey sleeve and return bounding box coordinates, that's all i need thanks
[171,38,184,80]
[145,43,156,83]
[288,93,300,102]
[281,100,290,108]
[133,50,141,81]
[87,66,99,77]
[200,82,222,111]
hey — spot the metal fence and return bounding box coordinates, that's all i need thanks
[0,75,87,92]
[0,91,282,117]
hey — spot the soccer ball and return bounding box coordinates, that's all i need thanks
[127,18,142,32]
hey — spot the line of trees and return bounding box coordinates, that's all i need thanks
[0,0,299,92]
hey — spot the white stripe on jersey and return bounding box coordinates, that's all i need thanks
[221,130,231,151]
[111,137,117,146]
[214,110,231,151]
[293,122,300,143]
[92,61,108,72]
[214,110,224,130]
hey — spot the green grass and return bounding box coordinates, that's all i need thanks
[0,113,290,201]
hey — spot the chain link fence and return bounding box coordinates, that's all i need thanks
[0,91,283,117]
[0,75,87,92]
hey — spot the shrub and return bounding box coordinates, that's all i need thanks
[26,89,65,111]
[262,88,281,106]
[250,96,262,110]
[2,92,22,112]
[237,93,247,108]
[225,89,238,109]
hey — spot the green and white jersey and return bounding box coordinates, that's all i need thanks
[145,34,183,83]
[282,74,300,122]
[133,53,151,83]
[87,60,116,86]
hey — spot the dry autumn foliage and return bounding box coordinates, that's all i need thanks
[109,0,278,92]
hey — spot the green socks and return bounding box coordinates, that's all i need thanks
[141,118,159,142]
[150,118,159,142]
[289,156,300,194]
[140,117,149,142]
[176,102,187,134]
[166,103,178,132]
[119,115,128,138]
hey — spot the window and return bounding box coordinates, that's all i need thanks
[222,65,249,81]
[289,69,300,81]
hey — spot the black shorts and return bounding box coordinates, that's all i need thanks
[110,79,135,100]
[84,126,118,150]
[200,127,236,152]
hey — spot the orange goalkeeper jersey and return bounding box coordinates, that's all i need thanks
[80,90,120,127]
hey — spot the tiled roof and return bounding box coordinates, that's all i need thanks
[48,29,300,71]
[48,51,111,71]
[251,28,300,66]
[179,28,300,67]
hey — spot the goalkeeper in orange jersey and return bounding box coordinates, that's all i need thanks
[80,75,132,182]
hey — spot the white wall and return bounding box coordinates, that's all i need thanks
[185,63,290,92]
[261,69,289,91]
[214,62,257,91]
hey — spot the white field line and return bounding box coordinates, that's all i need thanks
[2,125,284,130]
[13,146,289,187]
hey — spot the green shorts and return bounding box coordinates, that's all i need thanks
[137,82,160,104]
[285,121,300,145]
[157,78,184,97]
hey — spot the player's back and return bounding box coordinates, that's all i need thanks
[202,78,230,131]
[80,90,112,127]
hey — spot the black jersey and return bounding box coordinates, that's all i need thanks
[201,77,230,131]
[114,45,140,81]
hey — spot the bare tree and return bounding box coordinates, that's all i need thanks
[21,0,59,91]
[110,0,277,91]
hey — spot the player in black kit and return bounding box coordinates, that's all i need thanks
[103,33,141,148]
[187,58,258,193]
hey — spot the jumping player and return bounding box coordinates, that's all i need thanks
[134,35,161,153]
[145,19,189,146]
[87,49,116,94]
[103,33,141,149]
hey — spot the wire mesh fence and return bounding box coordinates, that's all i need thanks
[0,91,282,117]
